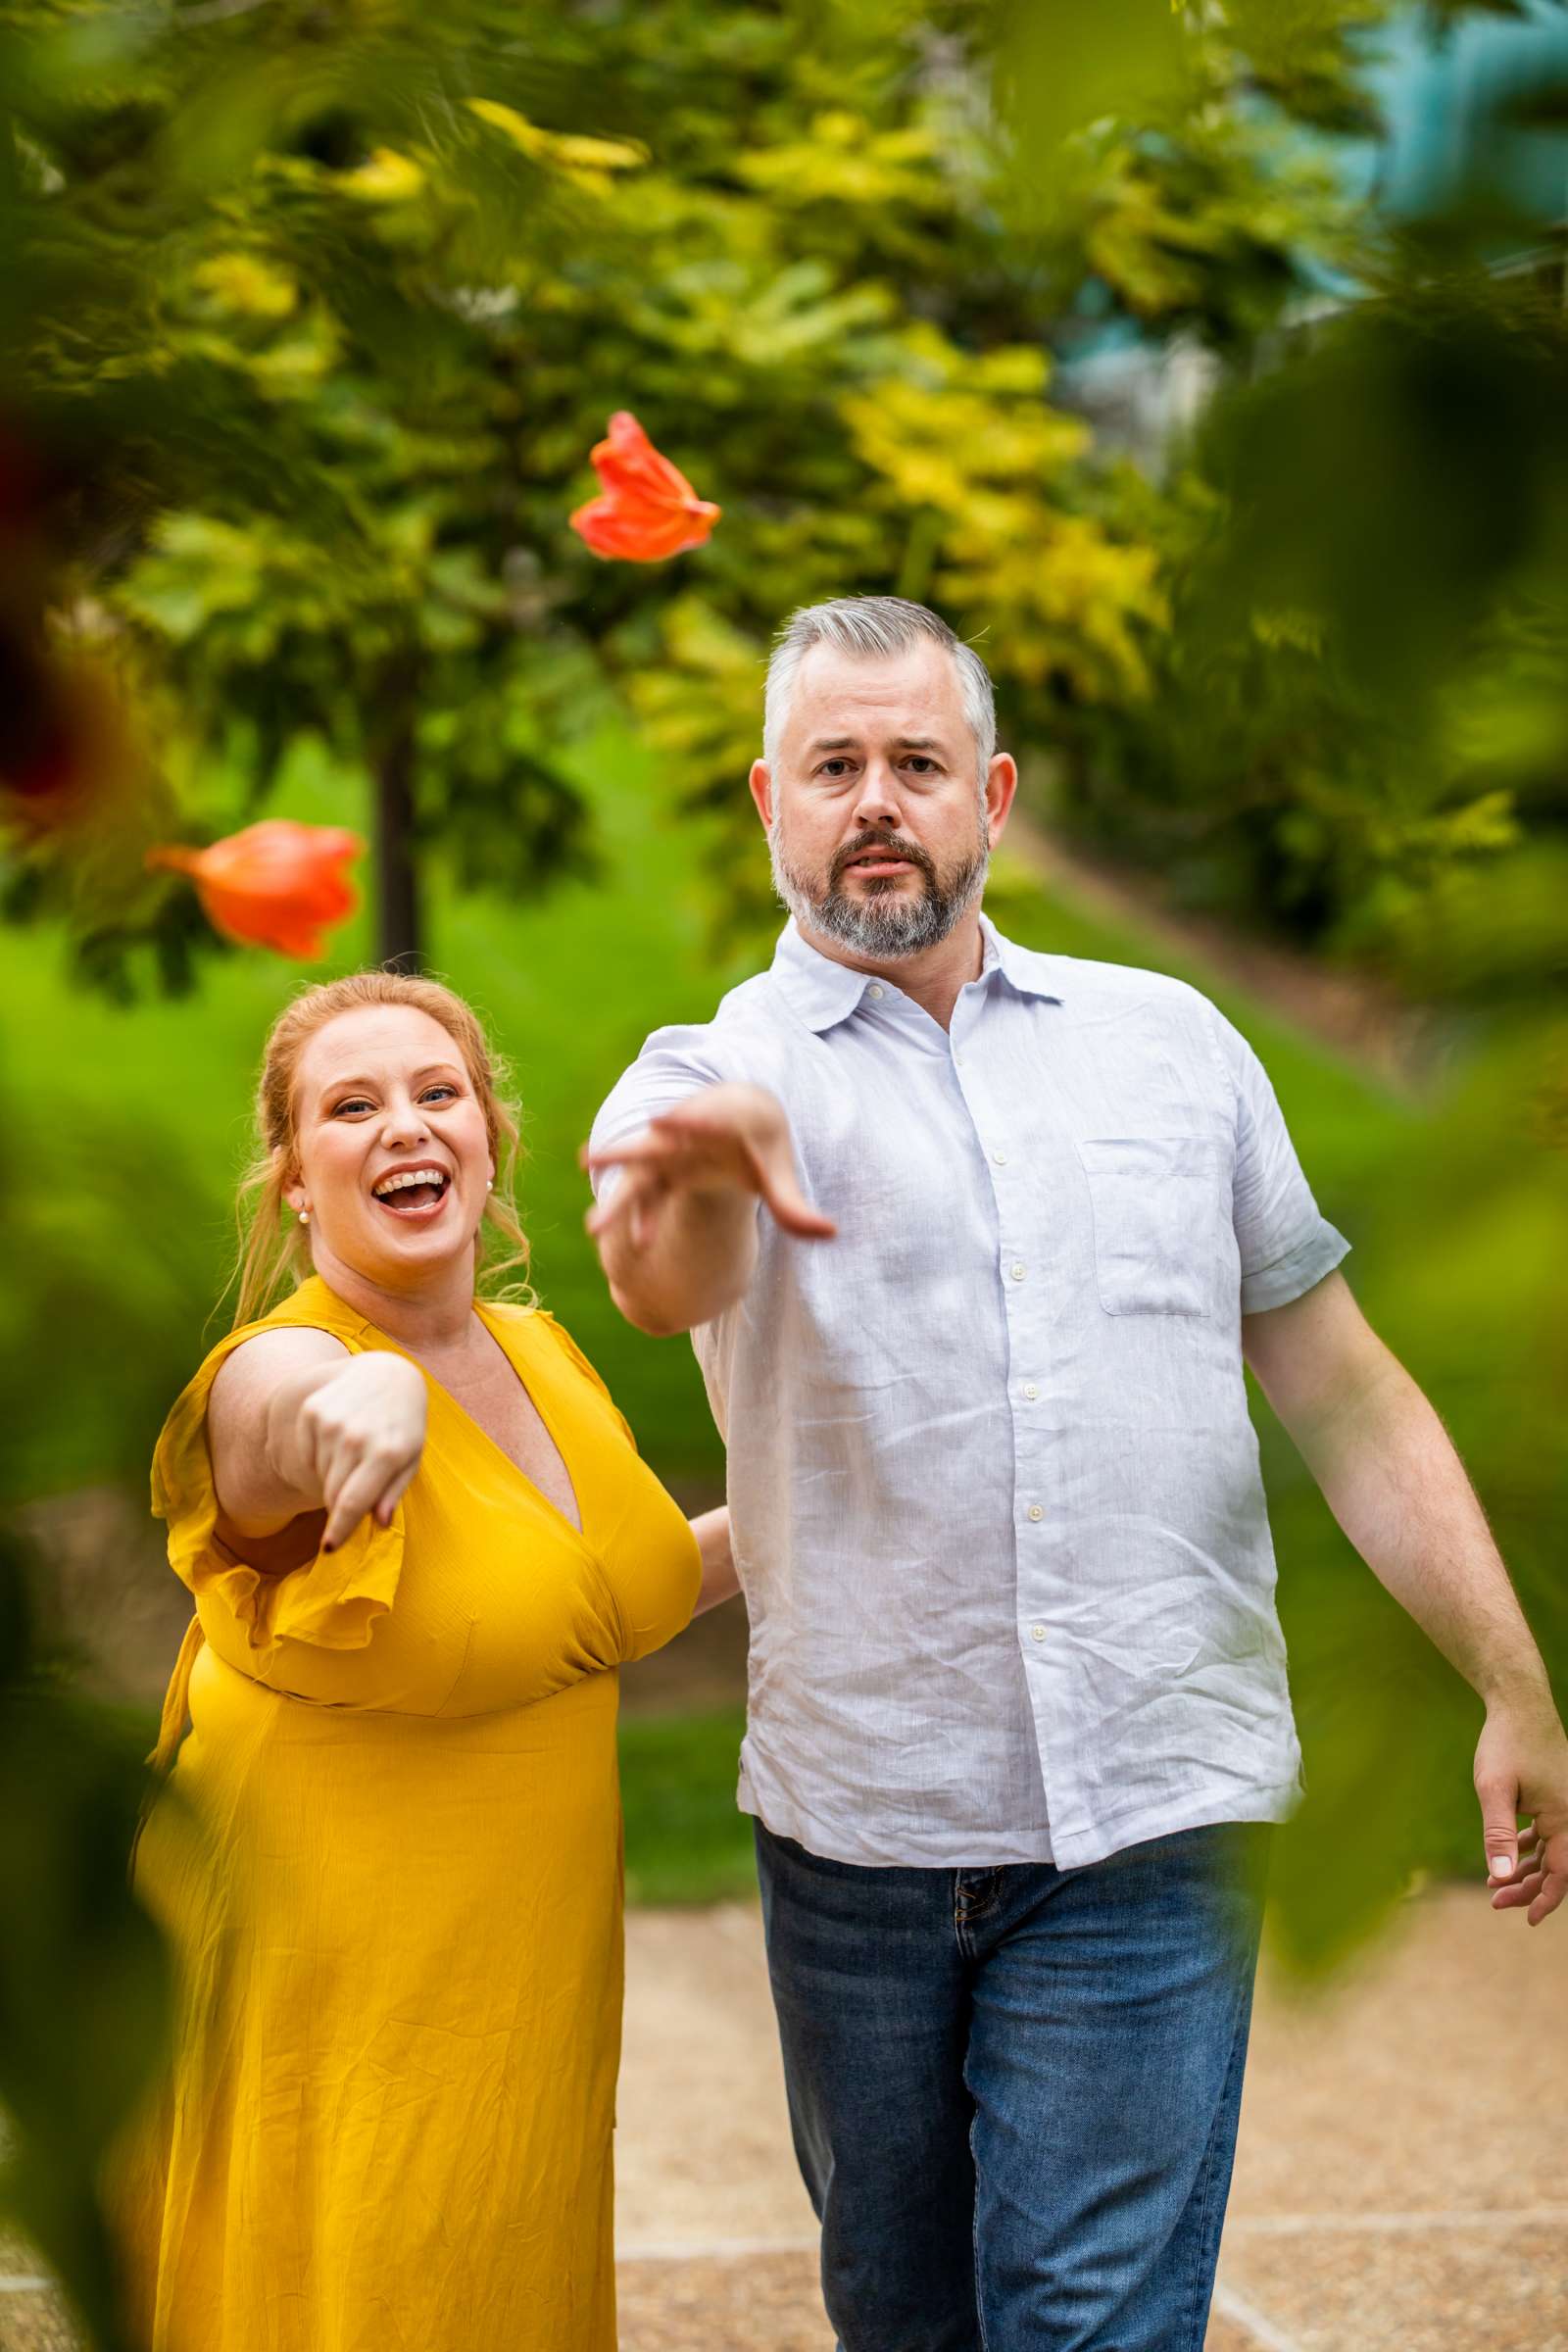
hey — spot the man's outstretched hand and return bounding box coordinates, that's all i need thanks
[582,1084,834,1335]
[584,1084,835,1247]
[1477,1699,1568,1926]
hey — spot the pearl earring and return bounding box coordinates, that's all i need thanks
[299,1208,310,1225]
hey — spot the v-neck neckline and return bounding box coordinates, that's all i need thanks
[333,1288,589,1550]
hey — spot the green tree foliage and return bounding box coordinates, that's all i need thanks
[6,0,1563,999]
[3,0,1179,980]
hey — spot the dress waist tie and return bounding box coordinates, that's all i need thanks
[149,1612,206,1775]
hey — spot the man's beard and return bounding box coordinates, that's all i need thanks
[769,812,990,960]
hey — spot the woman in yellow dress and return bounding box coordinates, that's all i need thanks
[120,969,731,2352]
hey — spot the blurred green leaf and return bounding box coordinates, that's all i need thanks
[995,0,1189,172]
[0,1529,173,2351]
[1196,287,1568,704]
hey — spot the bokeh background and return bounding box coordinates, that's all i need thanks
[4,1,1567,2339]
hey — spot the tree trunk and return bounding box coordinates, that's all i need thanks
[373,692,421,973]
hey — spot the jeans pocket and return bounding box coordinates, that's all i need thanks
[1076,1135,1219,1317]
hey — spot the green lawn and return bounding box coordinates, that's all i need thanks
[619,1708,755,1907]
[9,728,1560,1952]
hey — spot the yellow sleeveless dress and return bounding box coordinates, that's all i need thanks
[121,1276,700,2352]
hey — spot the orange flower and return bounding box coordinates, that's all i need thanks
[569,412,720,562]
[146,820,363,958]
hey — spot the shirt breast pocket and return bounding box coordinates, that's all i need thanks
[1075,1136,1221,1318]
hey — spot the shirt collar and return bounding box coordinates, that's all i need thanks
[979,913,1065,1004]
[769,920,875,1033]
[769,913,1062,1035]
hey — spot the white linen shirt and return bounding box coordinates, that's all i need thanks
[591,915,1350,1870]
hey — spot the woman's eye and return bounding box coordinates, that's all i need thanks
[421,1086,458,1103]
[332,1099,372,1117]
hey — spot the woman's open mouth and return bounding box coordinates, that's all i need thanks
[370,1165,452,1219]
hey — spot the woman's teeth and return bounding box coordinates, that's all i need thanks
[371,1168,450,1210]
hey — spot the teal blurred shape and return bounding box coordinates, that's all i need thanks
[1363,0,1568,234]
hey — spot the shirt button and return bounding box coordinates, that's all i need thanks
[954,1050,965,1066]
[1023,1382,1039,1401]
[1029,1624,1048,1643]
[992,1149,1008,1166]
[1009,1261,1026,1283]
[1027,1503,1044,1522]
[867,983,884,1000]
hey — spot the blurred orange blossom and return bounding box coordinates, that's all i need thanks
[569,412,721,561]
[146,820,363,957]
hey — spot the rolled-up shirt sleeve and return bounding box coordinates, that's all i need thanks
[1210,1009,1350,1314]
[588,1027,731,1200]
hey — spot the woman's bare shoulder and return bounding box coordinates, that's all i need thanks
[210,1324,351,1424]
[206,1326,352,1539]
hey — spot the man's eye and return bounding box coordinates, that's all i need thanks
[819,760,853,777]
[906,757,938,774]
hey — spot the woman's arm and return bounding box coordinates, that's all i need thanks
[209,1327,429,1553]
[687,1505,741,1617]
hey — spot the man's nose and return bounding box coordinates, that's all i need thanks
[852,761,902,827]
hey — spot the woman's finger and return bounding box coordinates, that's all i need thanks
[371,1456,420,1529]
[322,1451,407,1552]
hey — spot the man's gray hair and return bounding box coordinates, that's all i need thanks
[763,597,997,783]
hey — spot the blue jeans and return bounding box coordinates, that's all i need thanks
[754,1820,1269,2352]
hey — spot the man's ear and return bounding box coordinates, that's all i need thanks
[749,759,774,833]
[985,752,1019,848]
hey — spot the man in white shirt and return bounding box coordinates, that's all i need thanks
[587,596,1566,2352]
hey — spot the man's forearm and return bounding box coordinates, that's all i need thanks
[601,1181,759,1337]
[1298,1354,1551,1710]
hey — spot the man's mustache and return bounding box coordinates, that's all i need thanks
[829,832,937,888]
